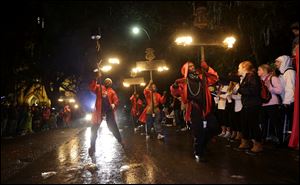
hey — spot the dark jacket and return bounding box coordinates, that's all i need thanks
[238,73,262,108]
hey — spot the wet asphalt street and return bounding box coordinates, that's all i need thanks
[3,121,299,184]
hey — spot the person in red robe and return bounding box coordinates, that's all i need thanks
[170,61,218,162]
[89,74,123,154]
[289,44,299,149]
[63,105,71,128]
[130,92,143,132]
[138,80,166,140]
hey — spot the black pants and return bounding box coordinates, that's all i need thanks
[282,103,294,143]
[260,105,283,144]
[241,106,262,142]
[174,109,185,129]
[231,111,241,132]
[190,103,217,157]
[131,115,139,128]
[90,110,122,148]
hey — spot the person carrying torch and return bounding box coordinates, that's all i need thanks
[170,61,218,162]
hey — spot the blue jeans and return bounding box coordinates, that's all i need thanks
[146,113,162,135]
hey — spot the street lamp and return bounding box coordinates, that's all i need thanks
[175,35,236,61]
[108,58,120,64]
[69,98,75,103]
[223,36,236,49]
[131,26,151,40]
[123,82,130,87]
[175,36,193,46]
[101,65,112,72]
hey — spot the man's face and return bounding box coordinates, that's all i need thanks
[275,60,281,69]
[151,84,157,91]
[188,63,195,73]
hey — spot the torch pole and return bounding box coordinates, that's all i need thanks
[150,70,153,81]
[201,46,205,62]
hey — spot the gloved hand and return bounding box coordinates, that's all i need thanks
[172,82,179,89]
[111,104,115,110]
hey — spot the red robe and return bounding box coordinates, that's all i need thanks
[289,45,299,149]
[138,88,166,124]
[89,79,119,125]
[130,95,143,117]
[170,62,218,122]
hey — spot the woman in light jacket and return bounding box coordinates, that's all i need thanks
[258,64,283,145]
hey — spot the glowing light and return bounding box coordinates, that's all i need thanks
[175,36,193,46]
[58,98,63,102]
[132,27,140,34]
[157,66,164,72]
[74,104,79,109]
[91,104,95,109]
[101,65,112,72]
[85,113,92,121]
[69,99,75,103]
[108,58,120,64]
[157,66,169,72]
[140,82,146,86]
[132,67,142,73]
[123,82,130,87]
[223,36,236,48]
[91,35,101,40]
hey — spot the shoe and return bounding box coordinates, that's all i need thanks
[250,141,263,153]
[134,127,139,132]
[157,134,165,140]
[245,150,257,156]
[195,155,207,163]
[180,127,188,132]
[218,132,226,137]
[235,132,242,140]
[223,131,231,138]
[146,135,150,140]
[238,139,250,149]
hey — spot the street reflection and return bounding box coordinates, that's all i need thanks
[94,122,118,162]
[57,135,80,164]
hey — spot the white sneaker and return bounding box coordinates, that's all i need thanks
[134,127,139,132]
[146,135,150,140]
[218,132,226,137]
[223,131,231,138]
[157,134,165,140]
[180,127,188,132]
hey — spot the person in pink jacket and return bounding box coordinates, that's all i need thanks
[258,64,283,146]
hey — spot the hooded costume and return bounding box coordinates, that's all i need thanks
[138,86,166,124]
[170,61,219,159]
[276,55,296,105]
[170,62,218,122]
[89,79,119,125]
[130,94,143,117]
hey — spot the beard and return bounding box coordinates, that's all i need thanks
[188,70,199,80]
